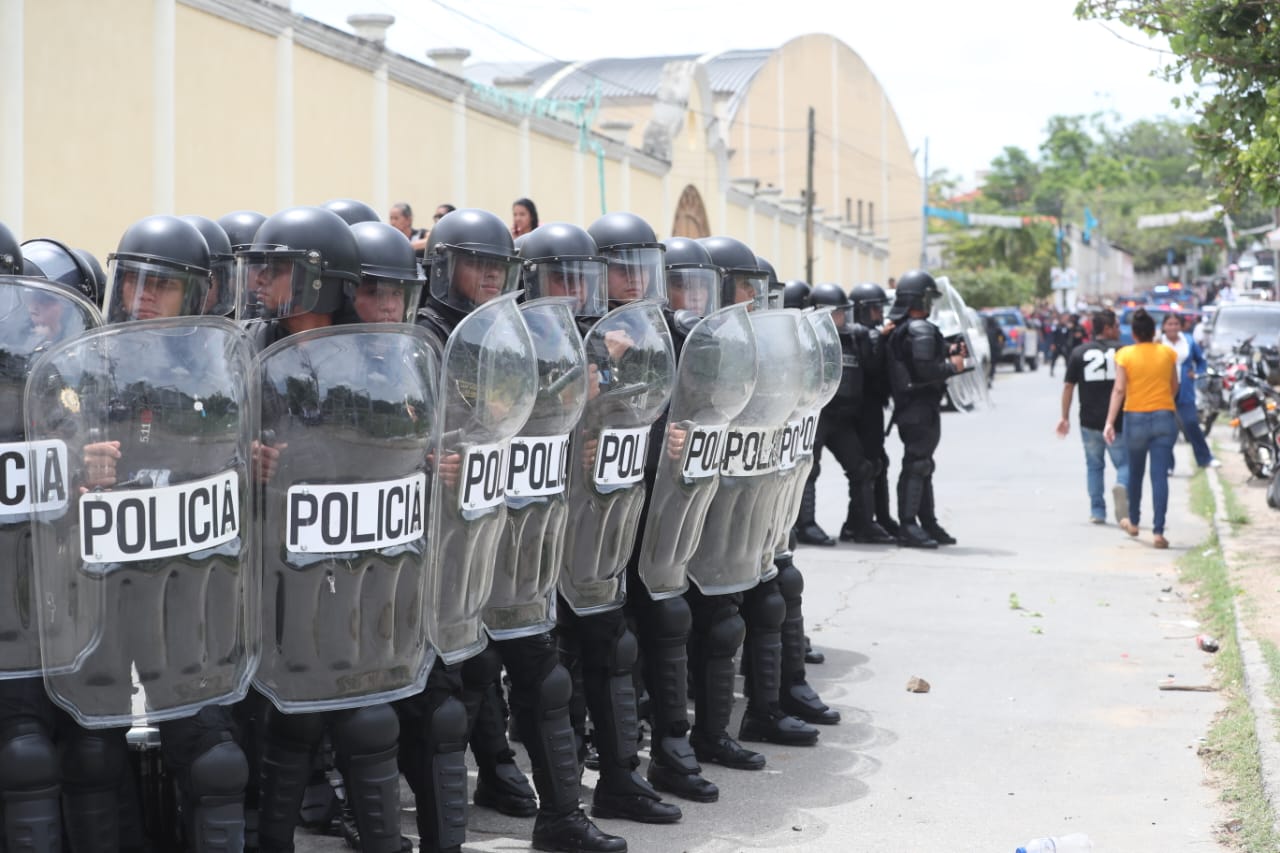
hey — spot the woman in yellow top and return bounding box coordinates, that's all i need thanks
[1103,309,1179,548]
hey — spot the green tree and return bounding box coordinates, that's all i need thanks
[939,268,1038,309]
[1076,0,1280,206]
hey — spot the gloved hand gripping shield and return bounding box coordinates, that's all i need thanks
[635,303,757,599]
[430,293,537,663]
[253,323,439,712]
[26,317,257,727]
[483,298,588,640]
[930,275,990,412]
[558,300,675,614]
[0,277,102,679]
[686,309,805,596]
[764,309,839,577]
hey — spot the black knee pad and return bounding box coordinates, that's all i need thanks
[743,582,785,630]
[612,625,638,674]
[187,739,249,800]
[776,562,804,604]
[643,596,691,643]
[705,605,745,659]
[61,728,127,789]
[431,695,469,751]
[870,456,885,478]
[538,663,573,712]
[851,457,876,481]
[0,724,57,791]
[333,704,400,757]
[905,458,933,477]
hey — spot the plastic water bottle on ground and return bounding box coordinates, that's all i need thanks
[1016,833,1094,853]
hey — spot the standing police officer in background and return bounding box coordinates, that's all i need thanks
[848,282,897,543]
[885,271,966,549]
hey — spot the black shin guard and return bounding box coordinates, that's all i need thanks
[60,728,128,853]
[333,706,402,853]
[0,727,60,853]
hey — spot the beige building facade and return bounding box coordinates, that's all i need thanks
[2,0,920,283]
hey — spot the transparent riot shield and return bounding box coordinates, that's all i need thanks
[932,276,990,412]
[484,298,588,640]
[558,301,675,615]
[635,304,757,599]
[761,310,832,581]
[0,277,101,679]
[687,309,805,596]
[431,293,537,664]
[254,323,438,713]
[26,317,256,728]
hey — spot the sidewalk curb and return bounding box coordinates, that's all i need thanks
[1206,467,1280,838]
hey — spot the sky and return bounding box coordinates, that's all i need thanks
[293,0,1192,185]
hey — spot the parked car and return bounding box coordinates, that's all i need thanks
[1203,302,1280,358]
[981,307,1039,371]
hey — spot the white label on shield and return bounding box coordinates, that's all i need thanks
[80,469,240,563]
[720,427,779,477]
[777,420,803,471]
[507,434,570,498]
[798,409,819,456]
[594,427,649,487]
[681,425,728,480]
[460,442,508,511]
[287,473,426,554]
[0,439,69,519]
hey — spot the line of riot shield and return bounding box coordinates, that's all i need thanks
[253,323,439,713]
[26,317,257,728]
[483,298,588,641]
[931,275,991,412]
[686,309,806,596]
[760,308,835,582]
[635,304,757,600]
[430,293,538,664]
[0,277,102,680]
[558,300,675,615]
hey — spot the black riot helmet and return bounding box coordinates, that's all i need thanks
[699,236,768,311]
[425,208,521,315]
[74,249,107,304]
[236,206,361,322]
[517,221,608,318]
[850,282,888,326]
[662,237,720,320]
[21,239,100,304]
[348,220,426,323]
[587,212,666,307]
[322,198,381,226]
[0,222,19,275]
[756,255,782,308]
[104,215,213,323]
[181,215,235,316]
[809,282,853,332]
[888,269,941,322]
[782,280,810,310]
[217,210,267,251]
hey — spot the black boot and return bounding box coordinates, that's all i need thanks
[532,809,627,853]
[804,636,825,665]
[587,671,681,824]
[919,477,957,545]
[793,477,835,546]
[839,479,896,544]
[471,682,537,817]
[874,465,900,536]
[688,642,764,771]
[777,566,840,726]
[736,619,819,747]
[896,474,938,549]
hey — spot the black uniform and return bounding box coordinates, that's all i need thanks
[861,323,899,535]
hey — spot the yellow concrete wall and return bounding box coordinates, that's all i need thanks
[24,0,156,257]
[175,5,277,220]
[527,132,583,224]
[292,47,374,205]
[387,82,456,221]
[464,109,523,214]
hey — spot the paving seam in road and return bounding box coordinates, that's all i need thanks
[1208,466,1280,840]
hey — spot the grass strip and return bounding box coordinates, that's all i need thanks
[1219,476,1251,527]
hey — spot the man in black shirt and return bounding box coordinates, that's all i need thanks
[1056,309,1130,524]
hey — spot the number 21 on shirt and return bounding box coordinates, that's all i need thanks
[1082,348,1116,382]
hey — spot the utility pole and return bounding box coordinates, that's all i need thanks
[805,106,815,285]
[920,137,929,268]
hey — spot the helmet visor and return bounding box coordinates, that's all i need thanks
[104,258,211,323]
[346,276,423,324]
[204,256,237,316]
[725,270,770,312]
[604,247,666,306]
[665,267,720,318]
[429,246,521,312]
[234,249,327,322]
[527,259,608,317]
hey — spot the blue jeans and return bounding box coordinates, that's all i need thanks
[1081,427,1129,520]
[1175,399,1214,468]
[1124,410,1178,534]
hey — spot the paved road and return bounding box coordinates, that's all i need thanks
[298,367,1228,852]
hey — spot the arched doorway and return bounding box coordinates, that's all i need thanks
[672,185,710,238]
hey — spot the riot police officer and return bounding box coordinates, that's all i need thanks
[20,237,102,305]
[405,209,626,853]
[237,206,406,853]
[218,210,267,251]
[322,197,381,225]
[885,270,966,548]
[850,282,900,537]
[180,215,236,316]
